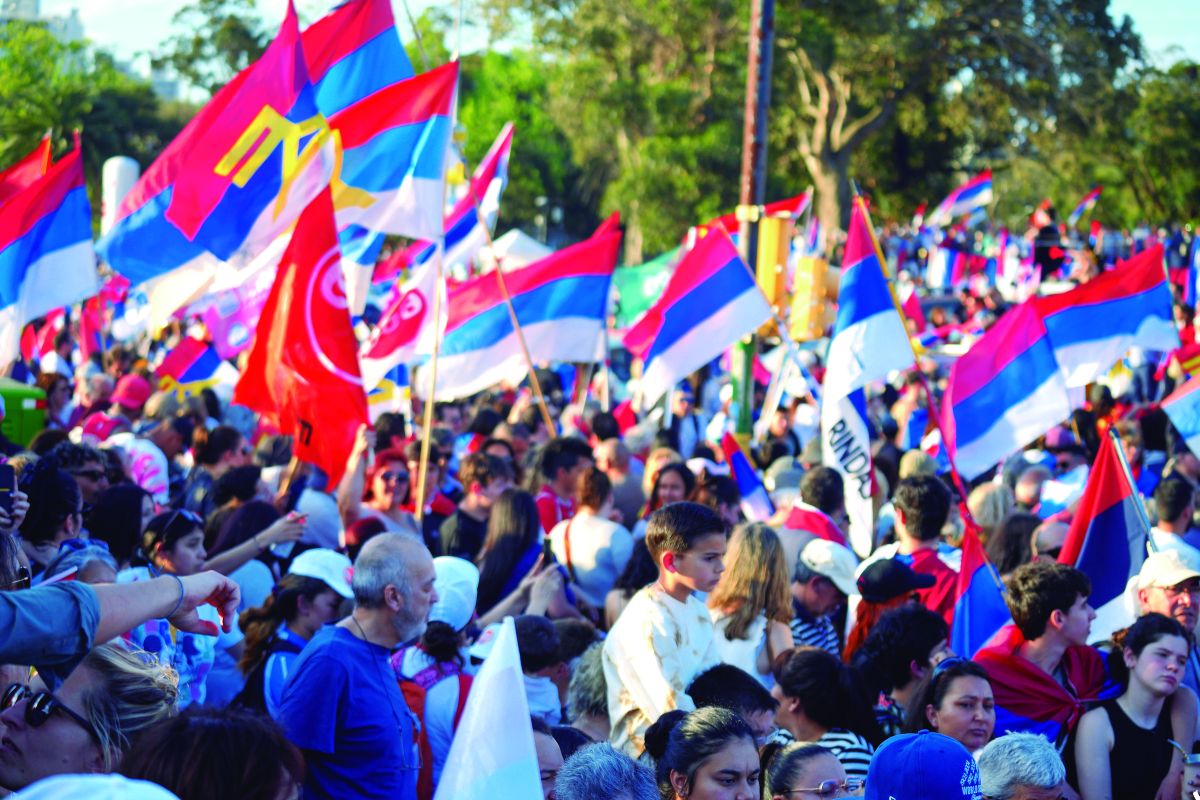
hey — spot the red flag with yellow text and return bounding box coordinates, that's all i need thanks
[233,187,368,486]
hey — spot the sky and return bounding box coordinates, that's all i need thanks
[39,0,1200,69]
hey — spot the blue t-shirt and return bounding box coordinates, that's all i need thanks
[279,625,418,800]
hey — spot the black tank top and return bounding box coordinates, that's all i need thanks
[1102,697,1173,799]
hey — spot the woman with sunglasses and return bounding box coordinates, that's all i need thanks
[337,427,421,538]
[120,509,245,707]
[903,657,995,755]
[0,642,177,793]
[760,741,861,799]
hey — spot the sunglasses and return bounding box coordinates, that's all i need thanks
[782,778,865,795]
[153,508,203,541]
[1,684,97,743]
[932,655,968,679]
[58,538,110,555]
[8,566,30,591]
[381,470,410,483]
[70,469,107,482]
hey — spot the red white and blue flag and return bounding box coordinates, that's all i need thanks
[359,254,443,390]
[951,524,1010,658]
[1066,186,1101,228]
[301,0,415,313]
[156,337,240,400]
[387,122,515,281]
[0,138,97,364]
[1163,374,1200,459]
[1058,432,1148,638]
[432,216,620,400]
[703,191,810,235]
[625,227,771,410]
[925,170,993,228]
[821,198,914,556]
[944,244,1177,480]
[720,432,774,522]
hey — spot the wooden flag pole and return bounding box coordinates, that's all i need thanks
[412,239,445,525]
[469,197,557,437]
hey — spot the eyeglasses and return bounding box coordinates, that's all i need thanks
[70,469,107,482]
[1161,582,1200,599]
[1039,545,1063,560]
[7,566,30,590]
[1,684,98,743]
[781,778,865,795]
[381,470,410,483]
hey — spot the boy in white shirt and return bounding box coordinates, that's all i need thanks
[602,501,727,758]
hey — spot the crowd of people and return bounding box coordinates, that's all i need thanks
[0,222,1198,799]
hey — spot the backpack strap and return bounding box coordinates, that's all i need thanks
[452,673,473,729]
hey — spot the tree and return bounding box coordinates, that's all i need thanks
[458,50,588,239]
[770,0,1141,232]
[485,0,752,261]
[0,20,190,228]
[152,0,267,97]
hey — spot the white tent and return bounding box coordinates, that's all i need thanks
[476,228,553,273]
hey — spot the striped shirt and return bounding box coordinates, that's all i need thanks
[789,598,840,656]
[762,727,875,781]
[817,728,875,780]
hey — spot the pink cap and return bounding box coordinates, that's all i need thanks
[111,374,152,410]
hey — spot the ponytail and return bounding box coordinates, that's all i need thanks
[238,575,331,675]
[774,647,884,746]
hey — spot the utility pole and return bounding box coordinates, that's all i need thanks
[734,0,775,438]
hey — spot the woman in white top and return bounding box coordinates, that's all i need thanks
[549,466,634,608]
[706,522,793,687]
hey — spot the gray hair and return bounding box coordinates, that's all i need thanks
[567,643,608,720]
[44,545,119,583]
[555,743,657,800]
[977,732,1066,799]
[351,532,423,609]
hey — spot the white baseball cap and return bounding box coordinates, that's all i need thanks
[1137,549,1200,591]
[288,548,354,599]
[430,556,479,632]
[12,775,179,800]
[800,538,859,597]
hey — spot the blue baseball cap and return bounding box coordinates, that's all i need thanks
[865,731,981,800]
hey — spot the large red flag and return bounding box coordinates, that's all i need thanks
[233,188,368,486]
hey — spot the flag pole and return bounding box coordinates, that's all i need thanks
[413,240,445,525]
[1108,426,1156,551]
[469,198,558,437]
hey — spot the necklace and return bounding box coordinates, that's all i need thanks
[347,614,421,772]
[350,614,375,646]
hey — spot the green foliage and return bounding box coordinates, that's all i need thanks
[489,0,752,260]
[458,50,587,238]
[152,0,267,96]
[0,20,190,227]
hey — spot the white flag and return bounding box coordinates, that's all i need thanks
[433,617,541,800]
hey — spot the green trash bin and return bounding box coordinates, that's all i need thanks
[0,378,46,448]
